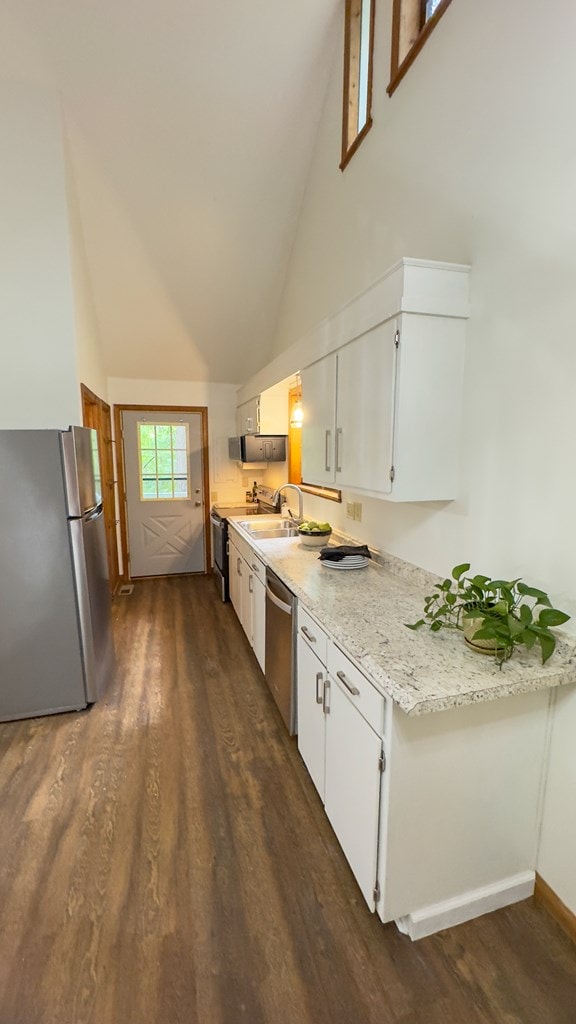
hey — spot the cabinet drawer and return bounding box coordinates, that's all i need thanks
[228,524,263,569]
[327,643,385,736]
[297,605,328,666]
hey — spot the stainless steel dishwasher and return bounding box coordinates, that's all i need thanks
[265,568,297,735]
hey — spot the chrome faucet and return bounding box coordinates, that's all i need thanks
[271,483,304,525]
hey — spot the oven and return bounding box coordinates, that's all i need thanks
[210,510,228,601]
[210,488,280,602]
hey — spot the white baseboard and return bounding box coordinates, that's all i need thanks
[395,871,535,941]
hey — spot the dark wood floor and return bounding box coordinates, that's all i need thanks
[0,576,575,1024]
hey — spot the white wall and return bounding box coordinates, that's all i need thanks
[107,377,242,503]
[256,0,576,913]
[63,128,108,401]
[0,82,81,428]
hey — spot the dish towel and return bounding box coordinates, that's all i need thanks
[318,545,371,562]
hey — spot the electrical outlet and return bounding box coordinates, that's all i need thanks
[210,491,218,502]
[354,502,362,522]
[346,501,355,519]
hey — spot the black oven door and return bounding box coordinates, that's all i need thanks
[210,512,229,601]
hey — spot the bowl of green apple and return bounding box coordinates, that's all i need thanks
[298,521,332,548]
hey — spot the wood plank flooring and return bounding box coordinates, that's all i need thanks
[0,575,574,1024]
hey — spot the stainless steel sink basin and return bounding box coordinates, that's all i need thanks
[248,528,299,540]
[239,519,299,539]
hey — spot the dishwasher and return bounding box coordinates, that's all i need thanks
[265,568,297,735]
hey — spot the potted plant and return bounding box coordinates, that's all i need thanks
[406,562,570,666]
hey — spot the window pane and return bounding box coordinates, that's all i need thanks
[142,478,158,500]
[138,422,190,500]
[172,425,187,449]
[157,450,172,475]
[156,425,172,449]
[158,478,173,498]
[140,424,156,448]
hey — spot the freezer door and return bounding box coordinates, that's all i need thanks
[69,508,115,702]
[61,426,102,516]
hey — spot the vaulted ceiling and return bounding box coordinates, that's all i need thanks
[2,1,340,383]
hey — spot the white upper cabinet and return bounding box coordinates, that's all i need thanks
[300,354,337,485]
[236,380,289,437]
[300,259,469,502]
[236,397,259,435]
[335,321,397,495]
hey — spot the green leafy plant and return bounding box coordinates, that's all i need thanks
[406,562,570,666]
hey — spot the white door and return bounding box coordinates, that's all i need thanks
[296,635,327,799]
[336,321,397,493]
[251,571,266,672]
[228,538,243,621]
[122,410,206,577]
[324,675,383,910]
[301,354,337,485]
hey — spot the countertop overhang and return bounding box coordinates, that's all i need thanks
[228,517,576,716]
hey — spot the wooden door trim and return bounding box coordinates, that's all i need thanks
[114,404,211,581]
[81,383,120,593]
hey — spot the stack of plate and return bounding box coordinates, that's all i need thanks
[321,554,370,571]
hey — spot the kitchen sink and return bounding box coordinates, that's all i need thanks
[239,519,299,539]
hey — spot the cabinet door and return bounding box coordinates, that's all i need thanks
[296,634,327,799]
[236,397,259,435]
[250,572,266,672]
[240,556,252,640]
[301,354,337,485]
[336,321,397,494]
[324,675,383,910]
[228,539,244,624]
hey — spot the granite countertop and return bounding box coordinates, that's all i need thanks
[228,518,576,716]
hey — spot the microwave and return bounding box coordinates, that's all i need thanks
[228,435,287,463]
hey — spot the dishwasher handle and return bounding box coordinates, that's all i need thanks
[265,583,293,616]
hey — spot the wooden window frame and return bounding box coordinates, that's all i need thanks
[340,0,376,171]
[388,0,453,97]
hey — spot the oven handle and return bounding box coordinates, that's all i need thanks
[210,513,223,529]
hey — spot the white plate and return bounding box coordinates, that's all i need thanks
[322,559,369,570]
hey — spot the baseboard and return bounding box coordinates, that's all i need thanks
[395,871,535,941]
[534,873,576,945]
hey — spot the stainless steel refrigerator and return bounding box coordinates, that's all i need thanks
[0,426,115,721]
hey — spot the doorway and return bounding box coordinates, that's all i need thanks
[115,405,210,579]
[81,384,120,594]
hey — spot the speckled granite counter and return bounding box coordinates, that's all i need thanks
[229,520,576,716]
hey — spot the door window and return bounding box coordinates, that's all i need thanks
[138,422,190,501]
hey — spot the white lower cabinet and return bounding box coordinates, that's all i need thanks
[228,528,266,672]
[296,606,385,911]
[297,605,551,940]
[324,674,383,909]
[296,633,327,799]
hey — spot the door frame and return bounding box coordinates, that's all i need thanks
[114,404,211,582]
[81,383,120,594]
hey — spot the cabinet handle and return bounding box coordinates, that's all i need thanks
[251,562,261,573]
[325,429,331,472]
[316,671,323,704]
[336,670,360,696]
[249,575,253,593]
[301,625,317,643]
[335,427,342,473]
[237,557,242,576]
[322,679,331,715]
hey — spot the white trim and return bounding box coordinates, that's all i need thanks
[394,871,535,941]
[237,257,470,405]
